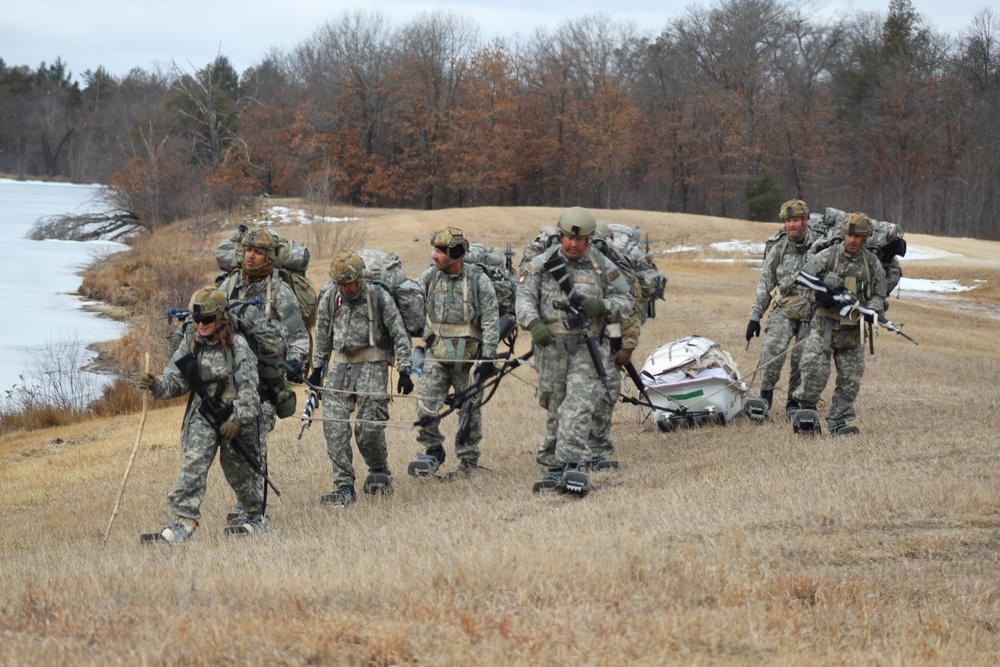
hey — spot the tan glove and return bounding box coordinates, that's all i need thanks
[136,372,156,391]
[219,420,240,441]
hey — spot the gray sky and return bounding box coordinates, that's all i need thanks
[2,0,990,82]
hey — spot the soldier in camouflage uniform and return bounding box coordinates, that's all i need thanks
[516,208,634,493]
[586,221,644,470]
[745,200,825,419]
[410,228,500,478]
[218,229,309,517]
[308,252,414,506]
[792,213,887,435]
[137,287,264,543]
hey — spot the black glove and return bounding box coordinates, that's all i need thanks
[283,359,303,382]
[397,372,414,395]
[815,290,838,308]
[424,333,437,349]
[477,359,497,381]
[528,319,554,347]
[745,320,760,342]
[306,368,324,398]
[863,310,876,324]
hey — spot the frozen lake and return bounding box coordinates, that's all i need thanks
[0,178,128,396]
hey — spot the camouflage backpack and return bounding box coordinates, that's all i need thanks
[355,249,427,337]
[215,226,319,329]
[466,242,518,318]
[606,224,668,320]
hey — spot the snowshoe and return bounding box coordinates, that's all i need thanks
[320,485,357,507]
[225,502,246,524]
[828,421,860,437]
[556,466,593,497]
[363,471,394,495]
[141,515,196,545]
[743,397,770,422]
[224,514,269,536]
[791,408,820,434]
[586,456,620,472]
[532,467,563,494]
[438,459,483,481]
[407,449,444,478]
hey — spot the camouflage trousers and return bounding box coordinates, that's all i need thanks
[321,362,391,489]
[588,345,622,459]
[167,401,263,521]
[415,358,482,463]
[756,310,811,400]
[792,317,866,424]
[535,334,609,467]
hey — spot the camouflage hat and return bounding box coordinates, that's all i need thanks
[431,227,470,259]
[842,212,873,236]
[329,251,366,285]
[557,207,596,237]
[779,200,810,219]
[242,228,276,260]
[188,286,229,321]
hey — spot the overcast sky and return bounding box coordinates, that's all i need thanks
[2,0,991,82]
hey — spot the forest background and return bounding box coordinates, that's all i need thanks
[2,0,999,240]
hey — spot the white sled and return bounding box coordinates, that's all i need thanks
[640,336,747,431]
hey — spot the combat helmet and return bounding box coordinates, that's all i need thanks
[188,286,230,323]
[842,212,873,236]
[557,207,596,238]
[431,227,470,260]
[595,220,611,238]
[779,200,809,219]
[242,228,277,260]
[330,251,366,284]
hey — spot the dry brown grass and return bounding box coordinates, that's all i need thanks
[1,207,999,665]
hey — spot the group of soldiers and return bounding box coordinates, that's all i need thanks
[136,200,898,544]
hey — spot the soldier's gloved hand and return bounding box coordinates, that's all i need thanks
[219,420,240,441]
[477,358,497,380]
[397,372,414,395]
[863,310,876,324]
[307,368,324,388]
[424,333,437,349]
[745,320,761,342]
[580,297,605,317]
[815,290,838,308]
[612,348,634,368]
[528,319,554,347]
[136,372,156,391]
[283,359,303,382]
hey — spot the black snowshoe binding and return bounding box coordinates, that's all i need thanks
[407,448,445,478]
[828,421,859,437]
[532,467,564,494]
[363,471,394,495]
[586,456,620,472]
[791,408,821,434]
[224,514,269,536]
[744,390,772,422]
[320,485,357,507]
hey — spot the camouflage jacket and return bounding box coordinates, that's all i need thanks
[151,331,261,427]
[219,271,310,368]
[749,227,824,321]
[799,244,887,317]
[516,244,634,332]
[418,262,500,359]
[312,281,412,373]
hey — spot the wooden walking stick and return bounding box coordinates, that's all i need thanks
[103,352,150,546]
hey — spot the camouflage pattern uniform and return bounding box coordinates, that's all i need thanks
[415,263,500,464]
[219,268,309,486]
[312,280,412,489]
[149,329,262,522]
[516,244,634,468]
[792,244,887,426]
[749,226,824,403]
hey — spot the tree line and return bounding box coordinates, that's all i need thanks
[1,0,998,239]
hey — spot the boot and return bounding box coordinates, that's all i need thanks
[320,485,357,507]
[556,464,593,496]
[784,399,800,422]
[531,467,564,493]
[363,470,394,495]
[828,420,860,436]
[225,513,269,536]
[453,459,482,479]
[585,455,620,472]
[141,514,197,545]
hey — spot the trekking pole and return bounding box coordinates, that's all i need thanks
[103,352,150,547]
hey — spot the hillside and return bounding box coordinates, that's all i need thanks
[1,207,999,665]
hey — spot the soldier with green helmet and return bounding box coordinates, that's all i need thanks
[218,228,310,519]
[516,207,634,494]
[792,213,887,435]
[409,227,500,479]
[744,199,825,420]
[137,286,265,542]
[308,252,414,506]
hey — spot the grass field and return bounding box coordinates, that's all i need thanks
[1,207,998,665]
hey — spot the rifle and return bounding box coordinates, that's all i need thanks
[797,270,918,346]
[167,296,262,324]
[878,314,919,345]
[174,354,281,499]
[622,360,648,400]
[553,298,608,383]
[504,242,515,275]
